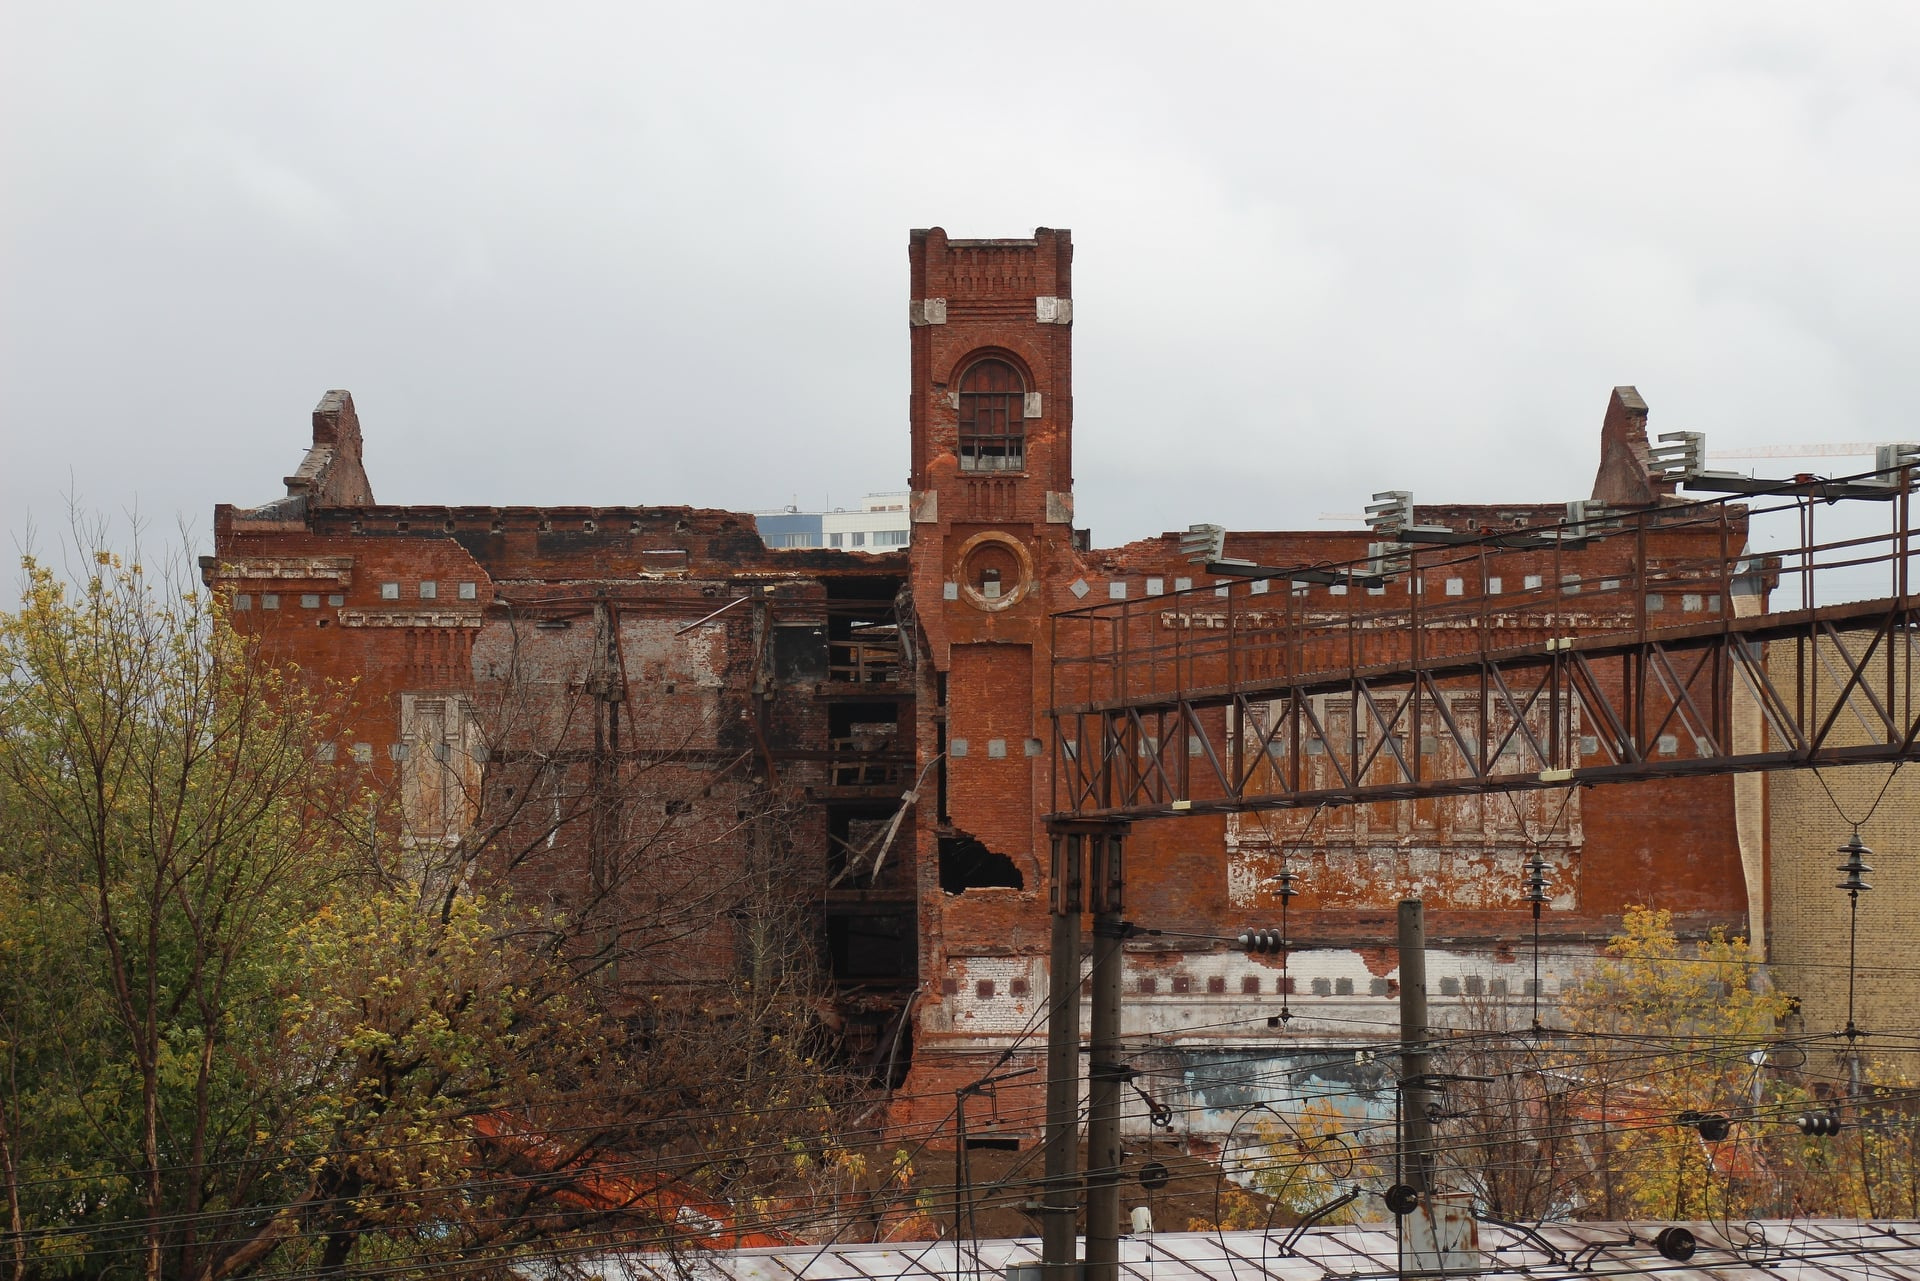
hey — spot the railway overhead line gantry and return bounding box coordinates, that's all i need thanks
[1035,453,1920,1281]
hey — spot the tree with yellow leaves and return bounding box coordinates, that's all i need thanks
[1557,905,1797,1221]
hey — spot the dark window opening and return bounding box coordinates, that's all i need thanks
[772,622,828,684]
[825,575,905,602]
[958,358,1026,472]
[965,1137,1021,1151]
[838,1005,914,1089]
[824,909,916,984]
[939,832,1024,892]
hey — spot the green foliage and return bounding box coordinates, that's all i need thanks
[0,547,361,1278]
[0,539,865,1278]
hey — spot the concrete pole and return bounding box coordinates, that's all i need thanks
[1044,833,1090,1281]
[1084,909,1125,1281]
[1398,899,1434,1194]
[1041,832,1083,1278]
[1084,827,1128,1281]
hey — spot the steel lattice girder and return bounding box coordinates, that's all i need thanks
[1048,596,1920,821]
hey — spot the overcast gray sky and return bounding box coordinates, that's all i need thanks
[5,3,1919,558]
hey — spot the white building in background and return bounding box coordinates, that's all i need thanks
[754,492,911,551]
[824,492,909,550]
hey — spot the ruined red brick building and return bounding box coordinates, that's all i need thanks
[212,227,1756,1150]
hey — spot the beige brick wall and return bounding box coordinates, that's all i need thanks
[1767,632,1920,1047]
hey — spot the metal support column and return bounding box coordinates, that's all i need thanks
[1397,899,1434,1194]
[1084,826,1128,1281]
[1041,830,1084,1278]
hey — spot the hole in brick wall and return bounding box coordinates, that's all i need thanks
[1172,976,1192,994]
[938,831,1024,893]
[1010,977,1030,996]
[1207,976,1226,994]
[966,1137,1021,1151]
[1241,975,1260,994]
[976,979,995,999]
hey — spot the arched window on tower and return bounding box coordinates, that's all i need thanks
[957,359,1026,472]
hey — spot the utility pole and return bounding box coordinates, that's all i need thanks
[1040,829,1083,1278]
[1040,821,1128,1281]
[1397,900,1434,1195]
[1084,826,1127,1281]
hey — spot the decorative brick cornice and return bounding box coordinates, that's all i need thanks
[216,556,354,585]
[339,610,481,629]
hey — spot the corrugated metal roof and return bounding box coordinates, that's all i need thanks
[543,1220,1920,1281]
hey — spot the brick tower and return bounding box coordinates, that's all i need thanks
[904,227,1082,1118]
